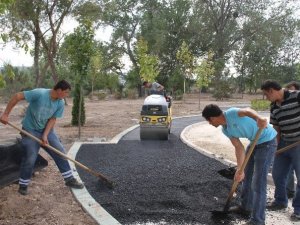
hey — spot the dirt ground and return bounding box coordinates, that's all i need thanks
[0,93,255,225]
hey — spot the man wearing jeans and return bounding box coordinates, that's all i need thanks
[202,104,277,225]
[261,80,300,221]
[0,80,83,195]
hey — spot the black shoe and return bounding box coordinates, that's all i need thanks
[228,205,251,216]
[241,221,265,225]
[266,202,287,211]
[18,185,28,195]
[291,212,300,221]
[65,177,84,189]
[287,191,295,199]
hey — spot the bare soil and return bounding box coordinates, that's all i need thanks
[0,93,253,225]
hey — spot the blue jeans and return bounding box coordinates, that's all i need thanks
[241,138,277,225]
[19,127,73,186]
[272,139,300,214]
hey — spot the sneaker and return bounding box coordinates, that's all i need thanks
[228,205,251,216]
[65,177,84,189]
[266,202,287,211]
[18,185,28,195]
[291,212,300,221]
[287,191,295,199]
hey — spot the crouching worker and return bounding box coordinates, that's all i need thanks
[0,80,84,195]
[202,104,277,225]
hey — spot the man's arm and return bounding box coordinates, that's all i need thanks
[238,107,267,129]
[0,92,25,124]
[158,84,164,91]
[273,125,280,143]
[230,137,245,182]
[41,117,57,145]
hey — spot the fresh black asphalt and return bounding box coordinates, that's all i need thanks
[75,115,246,225]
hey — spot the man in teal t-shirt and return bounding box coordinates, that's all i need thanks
[202,104,277,225]
[0,80,84,195]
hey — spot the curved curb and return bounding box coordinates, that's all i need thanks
[180,121,237,167]
[67,125,139,225]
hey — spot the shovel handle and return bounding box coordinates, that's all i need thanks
[223,128,263,211]
[276,140,300,155]
[7,122,114,188]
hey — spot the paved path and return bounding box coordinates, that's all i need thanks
[69,113,298,225]
[71,116,243,225]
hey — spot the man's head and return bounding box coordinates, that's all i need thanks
[142,81,151,88]
[53,80,71,99]
[202,104,224,127]
[285,81,300,91]
[260,80,283,102]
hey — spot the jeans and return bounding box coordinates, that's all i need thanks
[272,139,300,214]
[19,127,73,186]
[241,138,277,225]
[286,168,295,194]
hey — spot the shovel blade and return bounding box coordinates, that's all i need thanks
[217,166,236,180]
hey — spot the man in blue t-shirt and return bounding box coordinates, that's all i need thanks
[0,80,83,195]
[202,104,277,225]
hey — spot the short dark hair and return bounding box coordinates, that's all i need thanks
[54,80,71,91]
[202,104,223,120]
[285,81,300,90]
[261,80,282,91]
[142,81,148,86]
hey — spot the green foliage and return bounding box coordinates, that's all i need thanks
[0,0,14,14]
[136,37,159,82]
[195,51,214,89]
[176,41,194,79]
[65,20,95,127]
[251,99,270,111]
[212,80,232,100]
[0,73,6,88]
[124,89,137,99]
[174,89,183,100]
[125,69,140,89]
[71,83,86,126]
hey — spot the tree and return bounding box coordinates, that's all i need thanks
[2,0,77,86]
[136,37,159,83]
[64,19,95,138]
[0,0,14,14]
[195,51,215,109]
[176,41,194,94]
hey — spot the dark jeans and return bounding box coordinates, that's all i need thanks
[272,139,300,214]
[19,127,73,186]
[241,138,277,225]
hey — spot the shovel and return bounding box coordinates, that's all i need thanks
[6,122,115,189]
[211,128,263,217]
[218,139,300,180]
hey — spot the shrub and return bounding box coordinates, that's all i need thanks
[174,89,183,100]
[125,89,137,99]
[71,83,86,126]
[251,99,270,111]
[114,92,122,99]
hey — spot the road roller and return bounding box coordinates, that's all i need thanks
[139,94,172,140]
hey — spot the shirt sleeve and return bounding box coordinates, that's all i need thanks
[23,89,42,102]
[53,100,64,118]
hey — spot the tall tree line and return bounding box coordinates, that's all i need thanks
[0,0,299,96]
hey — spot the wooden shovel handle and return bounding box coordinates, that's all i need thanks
[223,128,263,211]
[7,122,114,188]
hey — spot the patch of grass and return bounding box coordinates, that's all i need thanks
[251,99,270,111]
